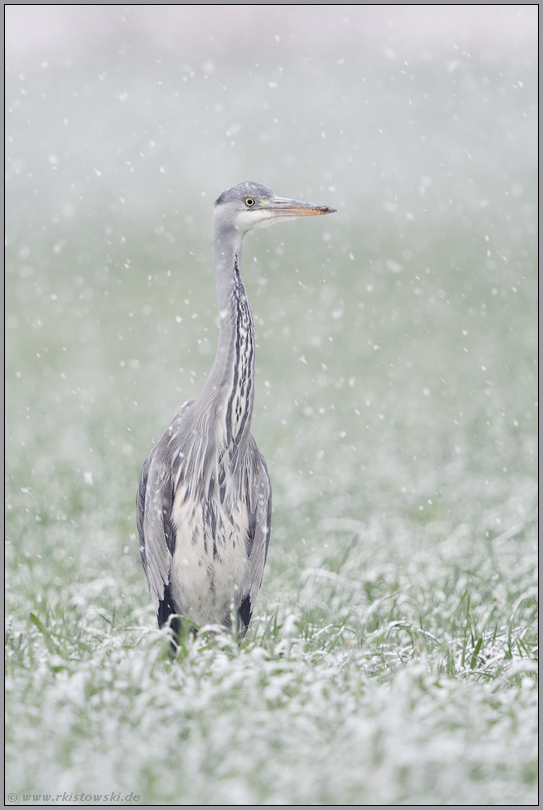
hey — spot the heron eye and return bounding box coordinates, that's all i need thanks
[245,198,255,207]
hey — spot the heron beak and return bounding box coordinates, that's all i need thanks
[264,196,337,217]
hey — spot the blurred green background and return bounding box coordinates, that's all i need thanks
[5,6,538,804]
[6,4,537,583]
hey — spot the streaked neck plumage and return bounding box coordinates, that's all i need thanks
[198,224,255,453]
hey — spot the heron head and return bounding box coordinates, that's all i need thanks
[214,181,336,234]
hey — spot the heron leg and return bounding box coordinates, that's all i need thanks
[157,583,184,655]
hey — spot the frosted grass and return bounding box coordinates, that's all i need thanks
[5,624,538,805]
[6,500,537,804]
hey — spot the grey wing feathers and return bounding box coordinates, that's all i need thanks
[137,399,195,611]
[241,443,272,614]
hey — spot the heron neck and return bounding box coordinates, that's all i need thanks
[200,231,255,449]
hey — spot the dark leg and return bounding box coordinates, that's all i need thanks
[157,583,182,655]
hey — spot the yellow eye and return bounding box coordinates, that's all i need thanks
[245,197,255,207]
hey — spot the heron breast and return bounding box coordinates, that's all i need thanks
[169,491,250,627]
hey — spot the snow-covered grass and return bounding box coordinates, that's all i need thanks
[5,511,538,804]
[6,17,537,804]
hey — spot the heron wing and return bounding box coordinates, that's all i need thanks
[238,441,272,632]
[137,399,195,612]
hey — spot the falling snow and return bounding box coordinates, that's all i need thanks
[5,6,538,805]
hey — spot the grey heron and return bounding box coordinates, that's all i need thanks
[137,181,336,645]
